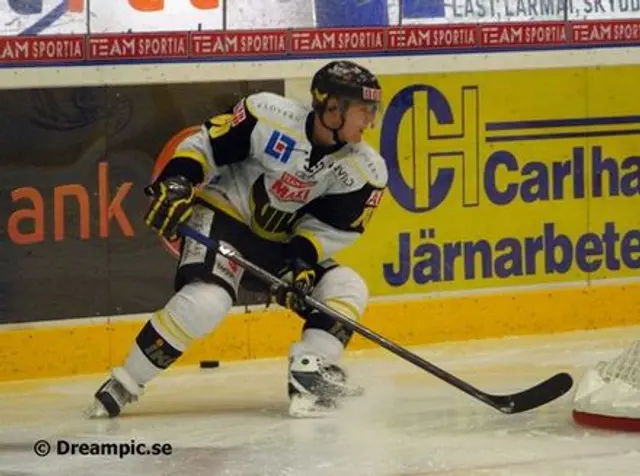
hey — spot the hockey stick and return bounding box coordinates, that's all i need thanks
[177,224,574,414]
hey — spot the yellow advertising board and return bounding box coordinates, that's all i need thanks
[338,65,640,296]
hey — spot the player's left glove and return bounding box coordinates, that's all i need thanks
[273,257,316,315]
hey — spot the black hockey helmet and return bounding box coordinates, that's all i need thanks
[311,60,382,113]
[310,61,382,141]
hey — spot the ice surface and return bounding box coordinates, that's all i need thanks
[1,325,640,476]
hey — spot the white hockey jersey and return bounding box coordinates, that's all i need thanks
[160,92,387,264]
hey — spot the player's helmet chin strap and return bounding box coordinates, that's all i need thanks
[318,97,349,144]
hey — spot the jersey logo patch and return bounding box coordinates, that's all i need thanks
[363,86,382,101]
[333,163,355,187]
[231,101,246,126]
[270,172,312,203]
[265,131,296,164]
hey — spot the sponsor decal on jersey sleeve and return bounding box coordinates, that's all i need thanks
[366,189,384,207]
[231,100,247,126]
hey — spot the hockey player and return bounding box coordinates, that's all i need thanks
[86,60,387,418]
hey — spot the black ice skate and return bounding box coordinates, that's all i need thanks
[85,367,143,418]
[288,353,363,418]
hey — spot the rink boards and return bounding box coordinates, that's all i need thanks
[1,56,640,382]
[2,280,640,381]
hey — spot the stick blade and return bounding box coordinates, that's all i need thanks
[491,372,574,414]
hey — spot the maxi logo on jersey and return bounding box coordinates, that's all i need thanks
[265,131,296,164]
[270,172,313,203]
[380,84,640,214]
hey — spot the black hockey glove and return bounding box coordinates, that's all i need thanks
[143,176,195,241]
[273,257,316,315]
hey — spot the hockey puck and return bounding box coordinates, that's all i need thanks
[199,360,220,369]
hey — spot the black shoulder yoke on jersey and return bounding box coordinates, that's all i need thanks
[302,183,381,235]
[157,99,258,185]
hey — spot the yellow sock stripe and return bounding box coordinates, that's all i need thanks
[153,309,194,346]
[152,310,183,346]
[324,298,361,321]
[163,308,196,343]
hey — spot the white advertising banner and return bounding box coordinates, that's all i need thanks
[0,0,223,35]
[0,0,86,35]
[400,0,640,24]
[0,0,318,36]
[90,0,223,33]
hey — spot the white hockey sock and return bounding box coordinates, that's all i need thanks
[123,311,188,386]
[123,281,233,386]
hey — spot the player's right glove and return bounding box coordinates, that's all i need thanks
[273,257,316,315]
[143,175,195,241]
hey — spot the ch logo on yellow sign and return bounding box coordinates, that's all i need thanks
[381,84,480,213]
